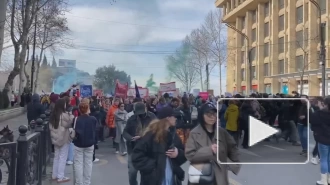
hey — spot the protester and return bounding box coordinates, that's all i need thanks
[131,106,186,185]
[310,96,330,185]
[185,103,240,185]
[297,96,309,156]
[123,102,156,185]
[27,94,45,126]
[106,98,119,143]
[49,98,74,183]
[114,102,128,155]
[224,100,239,143]
[73,102,98,185]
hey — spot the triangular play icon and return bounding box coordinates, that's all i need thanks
[249,116,279,147]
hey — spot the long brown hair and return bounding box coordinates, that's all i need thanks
[143,118,171,144]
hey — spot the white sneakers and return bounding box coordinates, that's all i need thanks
[93,158,100,163]
[316,174,330,185]
[311,157,319,165]
[66,161,73,165]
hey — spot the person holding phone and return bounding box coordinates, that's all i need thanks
[131,106,186,185]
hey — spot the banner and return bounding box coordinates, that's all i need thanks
[115,80,128,98]
[127,87,149,98]
[199,92,209,100]
[80,85,93,98]
[93,89,103,96]
[159,82,176,92]
[192,89,200,96]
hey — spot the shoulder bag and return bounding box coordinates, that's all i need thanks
[188,163,214,184]
[69,117,77,140]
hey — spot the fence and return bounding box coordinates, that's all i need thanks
[0,111,52,185]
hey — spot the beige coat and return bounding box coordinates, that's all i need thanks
[49,112,74,147]
[185,125,241,185]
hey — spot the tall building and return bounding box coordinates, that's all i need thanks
[216,0,330,96]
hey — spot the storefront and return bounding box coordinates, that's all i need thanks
[264,84,271,94]
[297,81,309,95]
[251,85,258,93]
[281,83,288,94]
[241,86,246,96]
[319,82,330,96]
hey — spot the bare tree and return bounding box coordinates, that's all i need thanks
[4,0,51,97]
[166,39,199,92]
[291,28,317,95]
[186,28,212,91]
[0,0,7,63]
[32,0,71,93]
[203,9,231,95]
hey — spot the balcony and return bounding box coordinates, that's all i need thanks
[220,0,269,23]
[215,0,226,7]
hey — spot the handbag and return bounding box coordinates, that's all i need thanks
[69,117,77,140]
[188,163,214,184]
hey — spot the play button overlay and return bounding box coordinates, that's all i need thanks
[217,97,310,165]
[249,116,278,147]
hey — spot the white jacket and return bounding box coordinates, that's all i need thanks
[49,112,74,147]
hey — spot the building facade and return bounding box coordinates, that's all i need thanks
[216,0,330,96]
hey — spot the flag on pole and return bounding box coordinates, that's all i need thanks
[134,80,141,98]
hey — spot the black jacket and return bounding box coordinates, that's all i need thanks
[73,115,98,148]
[310,109,330,145]
[27,94,45,123]
[123,112,156,154]
[132,131,186,185]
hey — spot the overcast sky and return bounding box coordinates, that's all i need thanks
[2,0,227,95]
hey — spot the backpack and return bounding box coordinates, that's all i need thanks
[190,106,198,120]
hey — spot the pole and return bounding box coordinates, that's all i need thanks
[31,5,38,93]
[206,63,209,90]
[309,0,326,96]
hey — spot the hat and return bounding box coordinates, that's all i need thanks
[201,103,217,113]
[134,102,146,115]
[157,106,175,119]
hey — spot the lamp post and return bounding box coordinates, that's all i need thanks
[225,23,252,94]
[30,3,38,93]
[309,0,326,96]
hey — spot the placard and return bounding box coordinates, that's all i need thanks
[80,85,92,98]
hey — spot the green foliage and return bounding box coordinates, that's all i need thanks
[94,64,131,93]
[0,90,10,109]
[146,74,156,88]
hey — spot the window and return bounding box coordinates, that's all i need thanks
[296,30,303,47]
[305,28,309,47]
[264,22,269,37]
[279,60,285,74]
[278,37,284,53]
[320,0,326,15]
[264,63,270,76]
[265,2,269,16]
[241,51,245,64]
[279,0,284,9]
[296,6,303,24]
[250,47,256,61]
[241,69,245,80]
[252,10,257,22]
[241,35,245,46]
[252,29,256,42]
[264,43,269,57]
[242,17,245,28]
[279,15,284,31]
[252,66,256,79]
[296,55,304,71]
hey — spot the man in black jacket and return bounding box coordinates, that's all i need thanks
[123,102,156,185]
[27,94,45,127]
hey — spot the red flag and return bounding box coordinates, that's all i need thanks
[114,80,128,99]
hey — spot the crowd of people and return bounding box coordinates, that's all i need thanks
[24,85,330,185]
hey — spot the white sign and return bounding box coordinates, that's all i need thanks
[159,82,176,92]
[58,59,76,68]
[249,116,279,147]
[127,88,149,98]
[192,89,200,96]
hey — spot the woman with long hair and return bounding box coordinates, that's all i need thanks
[185,103,240,185]
[310,96,330,185]
[131,106,186,185]
[49,98,74,183]
[114,102,128,155]
[73,102,98,185]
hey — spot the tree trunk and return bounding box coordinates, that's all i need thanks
[0,0,7,64]
[299,77,303,95]
[199,68,204,91]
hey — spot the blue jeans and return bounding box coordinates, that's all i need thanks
[297,124,307,151]
[67,142,74,162]
[318,143,330,174]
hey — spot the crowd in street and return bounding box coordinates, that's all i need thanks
[24,85,330,185]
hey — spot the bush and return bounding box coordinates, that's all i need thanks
[0,90,10,109]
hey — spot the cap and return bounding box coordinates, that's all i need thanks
[157,106,175,119]
[201,103,217,113]
[134,102,146,115]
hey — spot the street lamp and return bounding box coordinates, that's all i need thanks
[309,0,326,97]
[225,23,252,94]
